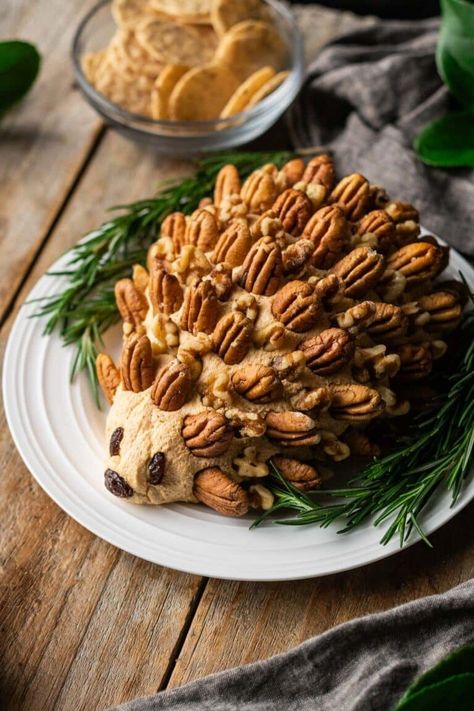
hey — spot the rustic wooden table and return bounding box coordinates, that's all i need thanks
[1,2,473,710]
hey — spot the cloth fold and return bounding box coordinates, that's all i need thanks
[288,18,474,256]
[111,579,474,710]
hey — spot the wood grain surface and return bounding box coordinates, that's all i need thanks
[0,3,472,711]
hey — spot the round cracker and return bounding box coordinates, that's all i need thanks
[211,0,267,36]
[149,0,211,23]
[135,19,214,66]
[111,0,157,28]
[151,64,190,119]
[118,29,163,78]
[246,70,290,107]
[214,20,287,80]
[169,63,239,120]
[220,65,275,117]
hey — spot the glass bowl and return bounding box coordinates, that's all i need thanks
[72,0,304,153]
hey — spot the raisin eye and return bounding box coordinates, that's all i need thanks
[149,452,165,485]
[109,427,124,456]
[104,469,134,498]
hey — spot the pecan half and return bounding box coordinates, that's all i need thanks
[386,242,444,285]
[150,359,193,410]
[395,344,432,381]
[149,266,183,315]
[231,365,282,403]
[182,410,233,457]
[433,280,468,307]
[272,280,321,332]
[385,200,420,245]
[104,469,134,498]
[281,157,305,186]
[212,220,253,267]
[301,328,354,375]
[214,164,241,205]
[313,273,343,305]
[282,239,314,275]
[356,210,397,253]
[270,455,321,490]
[121,334,155,392]
[330,383,384,422]
[330,246,385,298]
[330,173,371,221]
[343,430,381,458]
[115,278,148,327]
[302,154,335,191]
[193,467,249,516]
[96,353,120,404]
[271,188,313,236]
[239,236,283,296]
[266,411,320,447]
[302,205,350,268]
[240,167,281,213]
[366,302,408,342]
[161,211,187,254]
[180,278,218,335]
[185,209,219,251]
[419,291,463,333]
[212,311,253,364]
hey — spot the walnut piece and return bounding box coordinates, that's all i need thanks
[239,236,283,296]
[232,446,269,479]
[231,365,282,403]
[150,359,193,411]
[96,353,120,404]
[212,311,253,364]
[121,334,155,393]
[271,280,321,332]
[270,455,321,490]
[182,410,233,457]
[193,467,249,516]
[282,239,314,275]
[266,411,320,446]
[301,327,354,375]
[330,246,385,298]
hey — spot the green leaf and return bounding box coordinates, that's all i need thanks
[0,40,41,115]
[398,645,474,704]
[393,674,474,711]
[414,111,474,167]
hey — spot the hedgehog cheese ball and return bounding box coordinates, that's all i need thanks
[97,155,465,517]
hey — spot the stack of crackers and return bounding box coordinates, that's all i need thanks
[81,0,290,121]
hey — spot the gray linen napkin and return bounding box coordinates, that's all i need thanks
[111,579,474,710]
[289,17,474,256]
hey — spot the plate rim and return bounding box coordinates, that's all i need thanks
[3,234,474,581]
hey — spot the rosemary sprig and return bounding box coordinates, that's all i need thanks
[253,285,474,546]
[33,150,292,405]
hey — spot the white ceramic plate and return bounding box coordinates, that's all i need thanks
[4,233,474,581]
